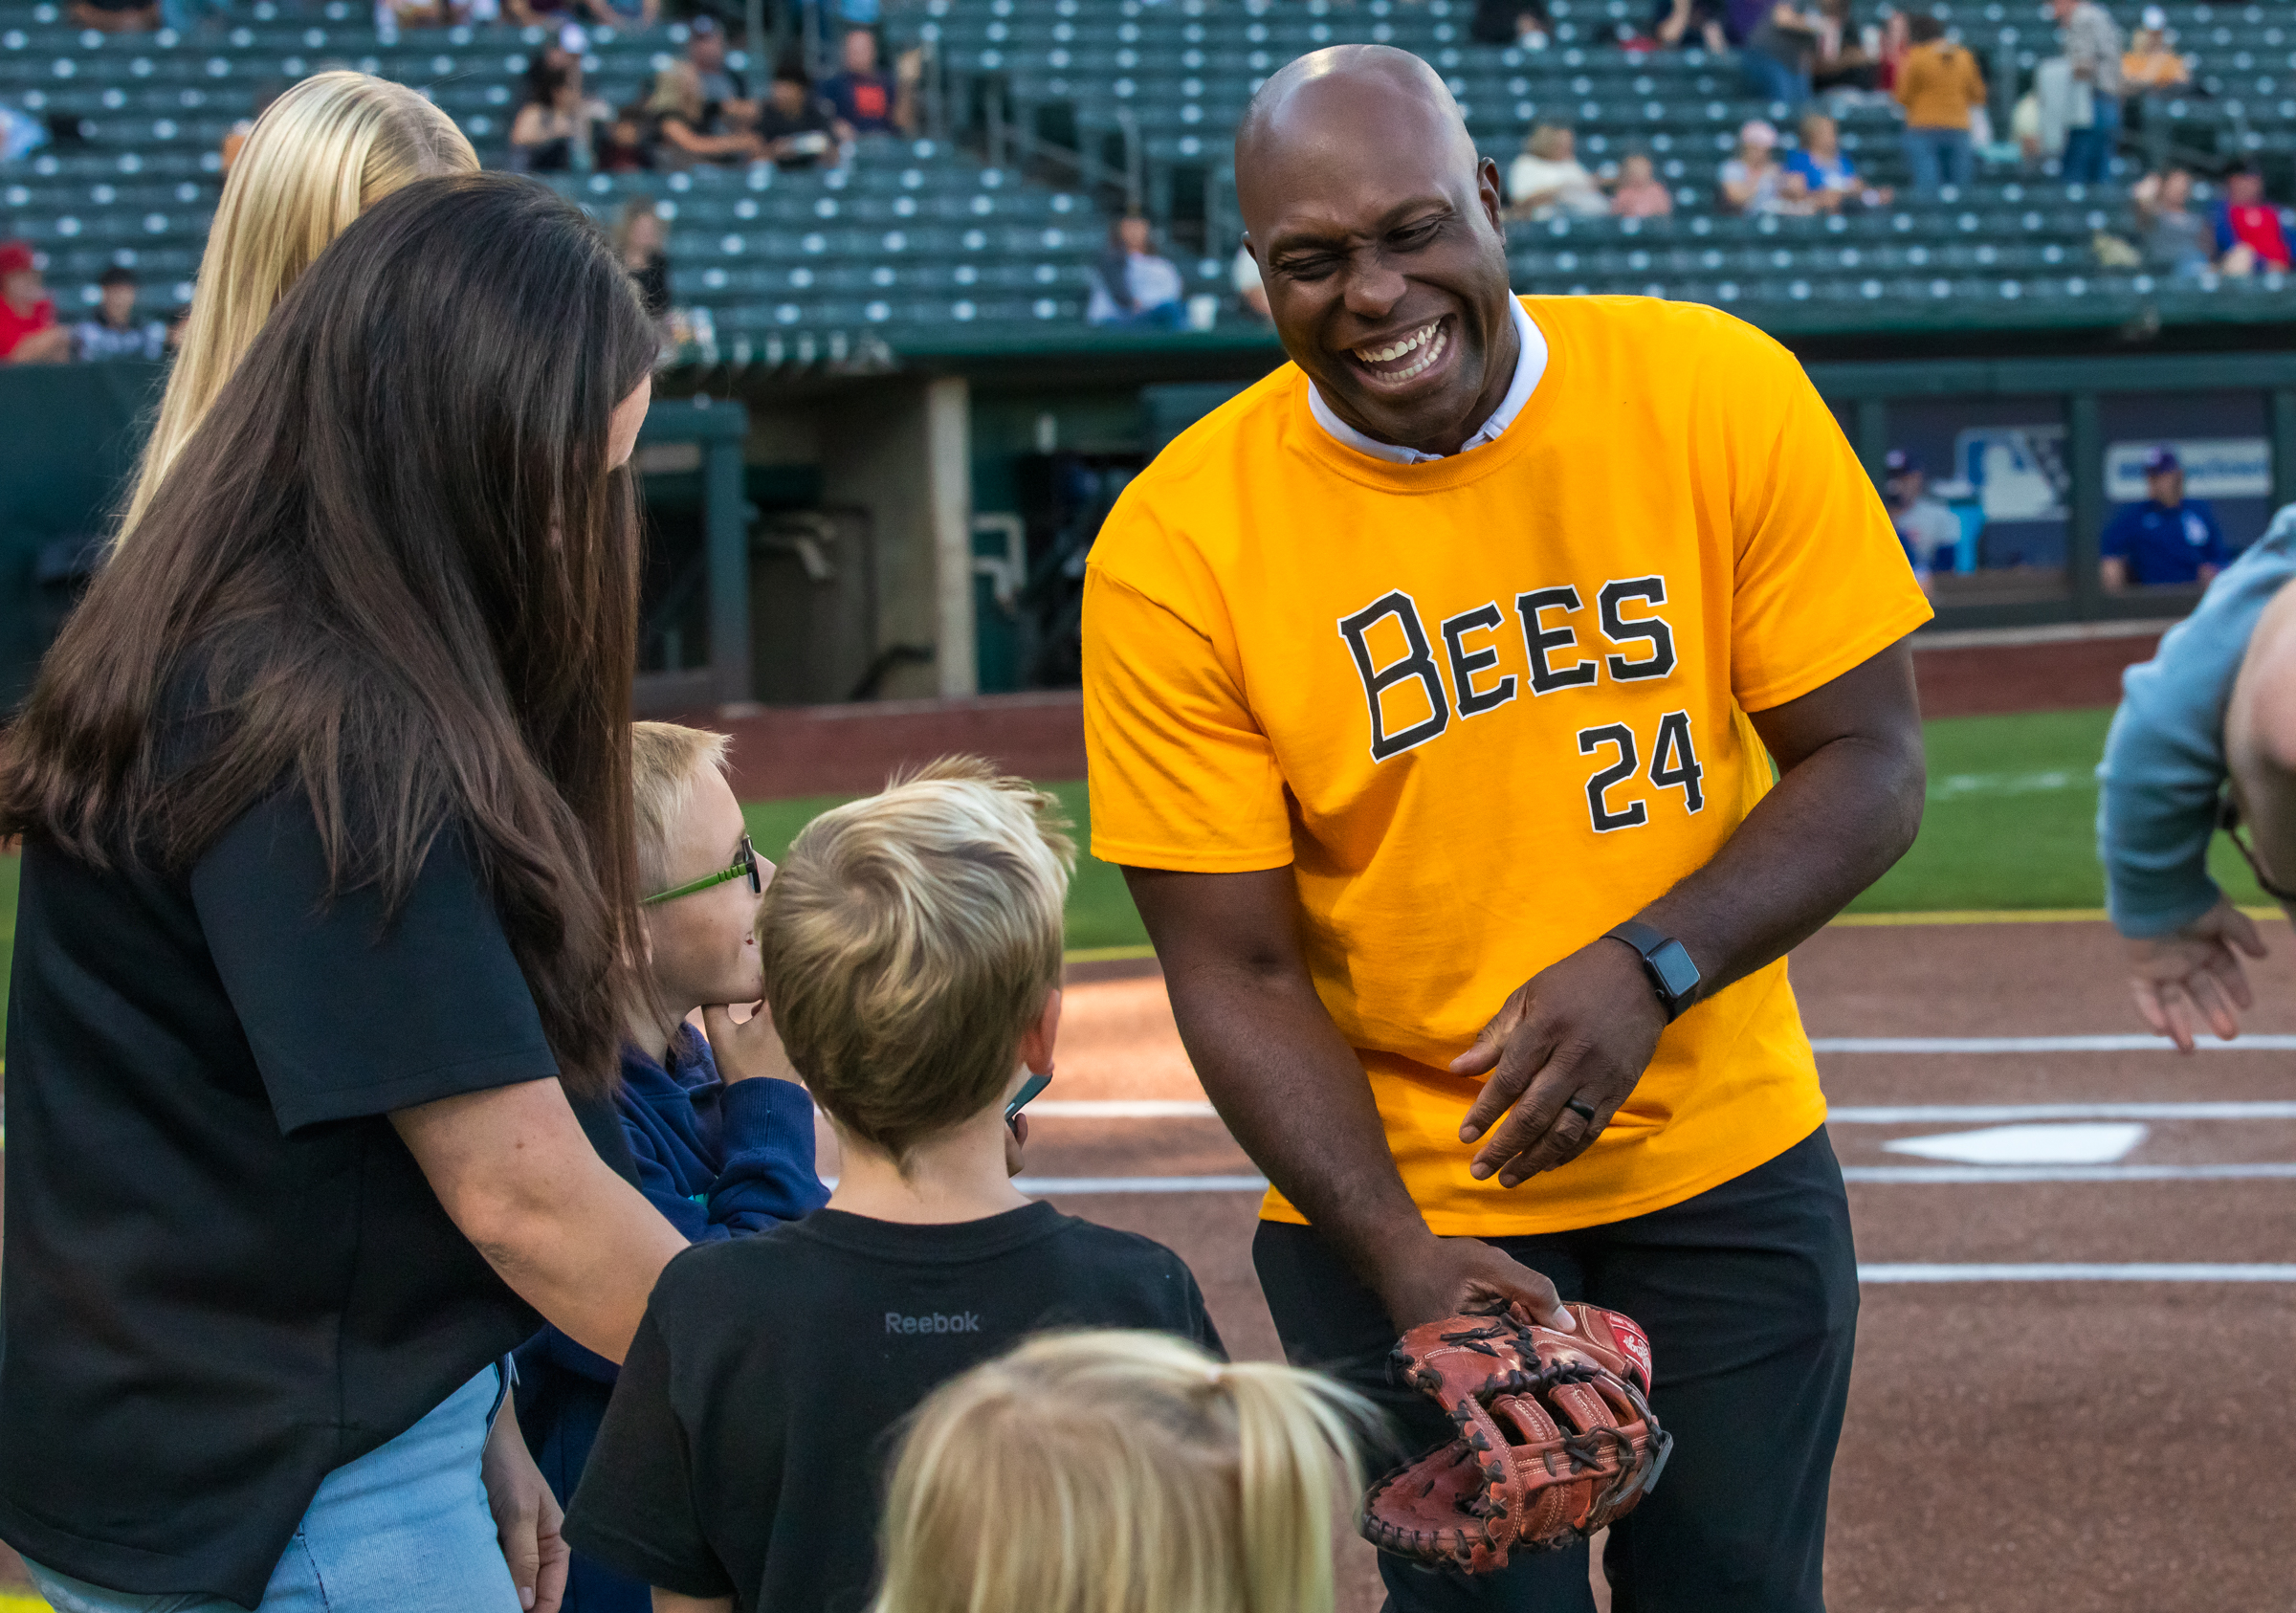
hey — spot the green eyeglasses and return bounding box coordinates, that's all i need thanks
[643,834,762,906]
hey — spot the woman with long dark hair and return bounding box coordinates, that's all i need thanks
[0,173,687,1613]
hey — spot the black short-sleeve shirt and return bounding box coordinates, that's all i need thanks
[0,791,628,1608]
[564,1204,1224,1613]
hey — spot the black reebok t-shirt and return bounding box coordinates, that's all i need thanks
[0,792,631,1608]
[564,1204,1224,1612]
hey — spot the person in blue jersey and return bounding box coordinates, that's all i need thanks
[2100,446,2230,589]
[516,720,828,1613]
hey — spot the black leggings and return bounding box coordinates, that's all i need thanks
[1253,1127,1858,1613]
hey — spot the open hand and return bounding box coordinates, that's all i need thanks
[2127,897,2267,1051]
[1449,938,1667,1188]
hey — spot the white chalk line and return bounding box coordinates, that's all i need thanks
[1842,1162,2296,1182]
[1857,1263,2296,1283]
[1813,1034,2296,1052]
[1032,1100,2296,1123]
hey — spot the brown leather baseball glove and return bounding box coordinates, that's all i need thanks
[1360,1302,1673,1574]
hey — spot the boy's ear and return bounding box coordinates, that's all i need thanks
[1019,986,1063,1075]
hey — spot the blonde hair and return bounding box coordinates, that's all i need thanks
[871,1331,1378,1613]
[631,721,732,896]
[647,62,705,122]
[120,71,475,538]
[757,756,1072,1163]
[1526,122,1572,161]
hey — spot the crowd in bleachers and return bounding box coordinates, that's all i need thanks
[8,0,2296,358]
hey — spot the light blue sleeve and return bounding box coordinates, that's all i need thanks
[2097,502,2296,937]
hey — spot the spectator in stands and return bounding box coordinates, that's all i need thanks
[2053,0,2125,186]
[1737,0,1823,108]
[871,1334,1371,1613]
[1649,0,1727,52]
[1232,245,1271,320]
[649,63,769,167]
[523,25,585,107]
[756,57,851,170]
[1506,124,1607,219]
[1893,13,1985,194]
[597,103,653,170]
[381,0,470,30]
[66,0,156,33]
[617,197,674,322]
[819,28,917,136]
[2121,8,2188,91]
[72,267,167,362]
[512,69,609,172]
[0,240,68,364]
[2214,167,2291,276]
[1088,214,1185,330]
[1883,449,1954,594]
[121,72,477,541]
[687,17,759,132]
[2132,166,2212,277]
[1720,119,1808,214]
[1787,111,1891,208]
[1471,0,1551,47]
[1810,0,1880,92]
[1874,6,1910,91]
[2103,447,2229,590]
[1610,150,1674,217]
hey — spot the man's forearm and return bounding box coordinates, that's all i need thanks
[1639,729,1922,1003]
[1162,952,1433,1276]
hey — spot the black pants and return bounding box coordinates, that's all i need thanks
[1254,1127,1857,1613]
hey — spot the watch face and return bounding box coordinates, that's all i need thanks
[1650,939,1701,1001]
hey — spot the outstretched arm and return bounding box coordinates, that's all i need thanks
[1126,865,1571,1336]
[1453,639,1925,1185]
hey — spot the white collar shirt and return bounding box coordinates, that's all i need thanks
[1305,297,1548,465]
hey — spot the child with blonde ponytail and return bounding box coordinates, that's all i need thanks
[870,1331,1381,1613]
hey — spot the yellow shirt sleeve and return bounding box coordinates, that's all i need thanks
[1722,334,1934,712]
[1081,546,1296,873]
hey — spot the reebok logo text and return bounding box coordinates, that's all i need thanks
[885,1311,982,1336]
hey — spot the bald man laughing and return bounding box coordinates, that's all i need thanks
[1082,47,1931,1612]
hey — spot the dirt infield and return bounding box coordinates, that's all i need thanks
[1029,917,2296,1612]
[7,914,2285,1609]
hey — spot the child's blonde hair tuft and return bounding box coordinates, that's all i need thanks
[120,71,476,539]
[631,721,733,897]
[870,1330,1378,1613]
[757,757,1072,1164]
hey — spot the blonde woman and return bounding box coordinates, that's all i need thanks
[119,71,475,538]
[870,1331,1379,1613]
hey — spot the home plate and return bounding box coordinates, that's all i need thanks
[1881,1122,2150,1165]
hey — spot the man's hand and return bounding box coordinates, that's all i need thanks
[482,1400,569,1613]
[1450,939,1667,1188]
[2128,897,2267,1051]
[702,1000,800,1085]
[1371,1232,1574,1336]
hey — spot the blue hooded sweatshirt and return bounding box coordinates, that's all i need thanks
[514,1026,828,1612]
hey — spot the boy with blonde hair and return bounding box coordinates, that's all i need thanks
[563,758,1222,1613]
[518,721,828,1613]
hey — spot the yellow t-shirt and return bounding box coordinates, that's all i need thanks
[1082,296,1933,1237]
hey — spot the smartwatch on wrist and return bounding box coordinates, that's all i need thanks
[1605,918,1702,1023]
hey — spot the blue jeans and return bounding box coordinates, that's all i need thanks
[2062,93,2121,185]
[25,1369,520,1613]
[1737,48,1810,109]
[1902,125,1973,193]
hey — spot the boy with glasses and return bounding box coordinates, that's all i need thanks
[516,721,828,1613]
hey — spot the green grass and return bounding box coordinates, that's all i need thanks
[0,709,2265,1048]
